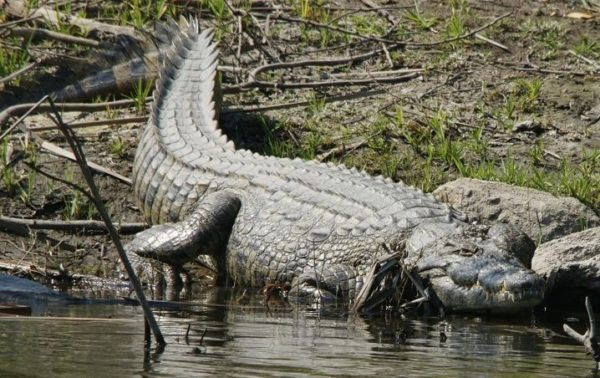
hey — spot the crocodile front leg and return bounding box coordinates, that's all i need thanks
[125,190,241,291]
[289,264,363,304]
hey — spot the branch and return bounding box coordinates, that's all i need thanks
[0,215,147,235]
[47,96,165,345]
[9,26,102,47]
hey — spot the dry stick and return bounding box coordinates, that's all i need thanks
[474,33,510,53]
[564,297,600,368]
[1,0,140,39]
[260,13,396,44]
[47,97,165,346]
[9,26,101,47]
[246,46,397,82]
[316,140,367,162]
[0,215,147,234]
[239,13,511,89]
[0,95,48,141]
[494,61,588,76]
[0,14,41,29]
[250,72,419,90]
[223,86,387,115]
[409,12,513,48]
[0,98,143,126]
[40,140,132,185]
[568,49,600,69]
[0,60,38,85]
[28,115,147,132]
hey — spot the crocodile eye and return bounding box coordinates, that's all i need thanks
[458,248,475,256]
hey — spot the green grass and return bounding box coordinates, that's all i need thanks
[0,39,31,85]
[404,8,438,30]
[574,36,600,58]
[0,139,19,194]
[266,99,599,213]
[127,79,153,114]
[520,20,565,60]
[110,135,127,158]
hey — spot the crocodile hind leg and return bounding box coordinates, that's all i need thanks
[288,264,363,304]
[125,191,241,296]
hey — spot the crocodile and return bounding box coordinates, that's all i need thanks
[125,17,545,313]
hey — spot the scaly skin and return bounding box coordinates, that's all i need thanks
[126,17,545,312]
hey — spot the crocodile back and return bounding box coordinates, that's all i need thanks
[131,17,457,278]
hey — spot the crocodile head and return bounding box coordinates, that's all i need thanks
[407,222,545,313]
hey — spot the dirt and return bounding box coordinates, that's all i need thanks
[0,0,598,289]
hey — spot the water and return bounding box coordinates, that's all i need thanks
[0,289,594,378]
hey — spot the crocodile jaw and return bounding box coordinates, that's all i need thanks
[421,259,545,312]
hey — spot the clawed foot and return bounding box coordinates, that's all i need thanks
[563,296,600,368]
[121,252,190,300]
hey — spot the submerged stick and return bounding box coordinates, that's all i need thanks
[47,97,166,346]
[564,297,600,369]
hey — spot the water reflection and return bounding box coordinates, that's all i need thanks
[0,288,595,377]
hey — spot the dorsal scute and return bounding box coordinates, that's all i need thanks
[148,16,233,167]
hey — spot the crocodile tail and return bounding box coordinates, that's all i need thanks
[150,16,234,162]
[51,53,160,102]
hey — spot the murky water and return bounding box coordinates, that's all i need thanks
[0,289,595,378]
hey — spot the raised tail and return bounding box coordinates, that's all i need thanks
[132,17,232,224]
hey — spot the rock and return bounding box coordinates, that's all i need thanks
[532,227,600,293]
[433,178,599,244]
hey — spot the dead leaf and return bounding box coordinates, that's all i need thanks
[566,12,593,19]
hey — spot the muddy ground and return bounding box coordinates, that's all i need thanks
[0,0,598,292]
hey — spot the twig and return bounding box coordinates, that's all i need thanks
[474,33,510,53]
[185,323,191,345]
[250,72,419,90]
[316,140,367,162]
[28,116,147,132]
[239,12,510,90]
[222,87,387,114]
[9,26,102,47]
[568,49,600,69]
[245,46,406,84]
[47,97,165,345]
[408,12,513,48]
[2,0,141,40]
[0,14,42,29]
[0,60,38,86]
[0,98,145,127]
[380,43,394,68]
[40,140,132,185]
[353,250,403,312]
[494,61,588,76]
[0,215,147,235]
[0,95,48,142]
[259,13,396,44]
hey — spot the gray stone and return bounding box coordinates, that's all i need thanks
[532,226,600,292]
[433,178,599,244]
